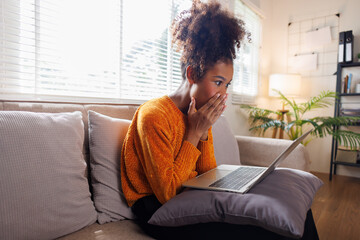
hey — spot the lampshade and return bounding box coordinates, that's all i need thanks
[268,74,302,97]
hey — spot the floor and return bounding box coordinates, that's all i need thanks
[311,172,360,240]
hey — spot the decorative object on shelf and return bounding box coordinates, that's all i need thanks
[241,90,360,148]
[355,83,360,93]
[335,146,359,164]
[345,30,354,63]
[339,30,354,63]
[338,31,345,63]
[342,73,353,93]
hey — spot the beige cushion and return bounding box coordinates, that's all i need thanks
[212,116,241,165]
[0,111,97,240]
[236,136,310,171]
[84,105,137,120]
[88,111,135,223]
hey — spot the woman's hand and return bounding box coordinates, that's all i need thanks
[185,93,227,146]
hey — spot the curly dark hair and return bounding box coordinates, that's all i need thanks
[171,0,246,81]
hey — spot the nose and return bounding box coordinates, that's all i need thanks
[219,87,227,96]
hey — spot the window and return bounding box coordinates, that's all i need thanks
[0,0,260,104]
[0,0,191,103]
[231,0,262,104]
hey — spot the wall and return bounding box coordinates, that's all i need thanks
[225,0,360,178]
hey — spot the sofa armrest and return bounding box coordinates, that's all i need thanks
[235,136,310,172]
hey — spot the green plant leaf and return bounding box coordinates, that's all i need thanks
[240,91,360,148]
[249,119,286,136]
[271,89,302,120]
[240,104,280,116]
[299,90,336,114]
[311,116,360,139]
[331,130,360,149]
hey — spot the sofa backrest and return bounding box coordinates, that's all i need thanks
[0,100,138,165]
[0,100,242,167]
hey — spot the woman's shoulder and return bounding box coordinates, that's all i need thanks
[138,95,183,121]
[135,96,185,134]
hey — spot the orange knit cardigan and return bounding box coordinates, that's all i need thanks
[120,96,217,207]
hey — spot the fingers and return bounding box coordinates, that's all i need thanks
[199,93,227,118]
[213,94,227,116]
[186,94,227,143]
[187,97,196,115]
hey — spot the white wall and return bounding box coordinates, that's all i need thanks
[224,0,360,178]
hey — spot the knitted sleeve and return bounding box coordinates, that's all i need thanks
[196,128,217,174]
[137,113,201,204]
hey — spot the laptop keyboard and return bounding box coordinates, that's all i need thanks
[209,167,266,191]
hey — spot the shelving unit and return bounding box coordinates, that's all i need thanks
[330,62,360,180]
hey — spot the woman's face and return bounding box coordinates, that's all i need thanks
[190,60,233,109]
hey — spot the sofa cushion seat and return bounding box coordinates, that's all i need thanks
[58,220,153,240]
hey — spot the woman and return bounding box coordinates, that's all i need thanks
[121,0,248,238]
[120,1,322,239]
[121,2,321,239]
[121,0,244,205]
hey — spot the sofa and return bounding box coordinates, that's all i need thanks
[0,99,314,240]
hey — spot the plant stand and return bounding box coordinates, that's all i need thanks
[272,109,291,139]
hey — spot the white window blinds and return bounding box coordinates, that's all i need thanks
[232,0,262,104]
[120,0,191,101]
[0,0,191,103]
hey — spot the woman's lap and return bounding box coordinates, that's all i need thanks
[132,195,319,240]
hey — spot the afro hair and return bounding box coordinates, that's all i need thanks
[171,0,247,81]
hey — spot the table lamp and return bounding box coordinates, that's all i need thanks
[268,73,301,138]
[269,74,301,98]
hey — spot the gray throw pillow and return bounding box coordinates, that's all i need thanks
[0,111,97,240]
[149,168,323,238]
[88,110,135,224]
[212,116,241,165]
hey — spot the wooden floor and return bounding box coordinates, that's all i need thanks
[311,172,360,240]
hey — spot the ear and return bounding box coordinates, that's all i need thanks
[186,65,196,85]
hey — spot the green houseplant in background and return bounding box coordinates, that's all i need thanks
[241,90,360,148]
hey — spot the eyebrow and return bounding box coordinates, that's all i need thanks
[213,76,232,82]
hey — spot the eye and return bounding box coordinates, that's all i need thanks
[226,82,232,88]
[215,81,222,86]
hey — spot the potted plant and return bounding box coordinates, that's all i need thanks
[241,90,360,148]
[357,53,360,62]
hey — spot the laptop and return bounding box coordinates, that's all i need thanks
[182,130,312,194]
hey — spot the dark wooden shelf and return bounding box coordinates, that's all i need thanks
[339,62,360,68]
[333,161,360,167]
[330,63,360,180]
[339,93,360,96]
